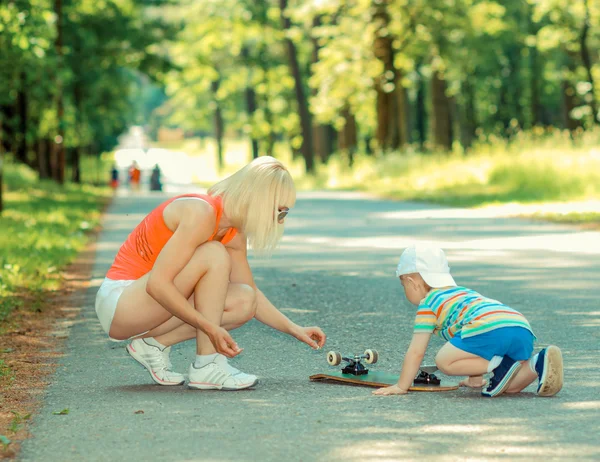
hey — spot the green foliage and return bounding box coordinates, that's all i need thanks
[8,412,31,434]
[0,161,110,323]
[0,360,12,380]
[0,0,174,160]
[0,434,11,450]
[297,128,600,209]
[151,0,599,165]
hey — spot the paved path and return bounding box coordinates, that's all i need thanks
[20,190,600,461]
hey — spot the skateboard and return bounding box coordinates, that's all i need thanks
[309,350,459,392]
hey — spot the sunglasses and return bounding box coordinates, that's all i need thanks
[278,207,290,221]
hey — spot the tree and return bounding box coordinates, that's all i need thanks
[280,0,314,172]
[580,0,599,124]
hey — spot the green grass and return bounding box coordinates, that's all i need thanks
[0,160,111,325]
[299,129,600,202]
[0,360,12,380]
[7,412,30,434]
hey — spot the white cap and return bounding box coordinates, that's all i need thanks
[395,245,456,288]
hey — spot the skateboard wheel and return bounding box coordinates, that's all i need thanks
[327,351,342,366]
[364,349,378,364]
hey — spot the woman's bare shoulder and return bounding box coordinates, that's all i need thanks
[163,197,216,233]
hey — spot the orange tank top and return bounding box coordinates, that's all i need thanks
[106,194,237,280]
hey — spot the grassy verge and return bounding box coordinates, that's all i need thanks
[300,129,598,198]
[0,159,111,328]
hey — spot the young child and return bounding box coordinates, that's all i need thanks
[373,244,563,398]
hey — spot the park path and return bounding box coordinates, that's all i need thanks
[19,188,600,462]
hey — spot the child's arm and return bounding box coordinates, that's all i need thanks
[372,333,432,396]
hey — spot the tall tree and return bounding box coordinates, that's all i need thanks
[280,0,314,172]
[430,69,453,150]
[54,0,66,184]
[580,0,599,124]
[310,15,334,161]
[211,78,225,170]
[0,118,4,214]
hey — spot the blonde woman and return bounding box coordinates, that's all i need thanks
[95,157,326,390]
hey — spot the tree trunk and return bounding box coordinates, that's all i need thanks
[0,119,4,214]
[241,47,260,159]
[415,65,426,149]
[71,147,81,183]
[338,107,357,165]
[311,15,334,162]
[528,19,542,127]
[211,79,224,171]
[16,72,29,165]
[372,0,398,151]
[37,138,51,179]
[280,0,314,173]
[54,0,66,184]
[72,41,84,184]
[0,104,15,155]
[430,70,453,151]
[396,72,410,146]
[246,85,259,159]
[562,79,580,131]
[580,0,599,124]
[460,77,477,150]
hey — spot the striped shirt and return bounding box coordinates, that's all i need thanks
[414,287,534,340]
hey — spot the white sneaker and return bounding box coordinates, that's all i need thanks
[126,339,185,386]
[188,354,258,390]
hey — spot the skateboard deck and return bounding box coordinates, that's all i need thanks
[310,370,459,392]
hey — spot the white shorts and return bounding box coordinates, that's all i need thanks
[95,278,136,341]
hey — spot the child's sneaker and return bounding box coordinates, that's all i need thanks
[188,354,258,390]
[481,356,522,397]
[126,339,185,386]
[535,346,563,397]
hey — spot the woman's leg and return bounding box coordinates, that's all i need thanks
[110,241,232,353]
[142,283,257,347]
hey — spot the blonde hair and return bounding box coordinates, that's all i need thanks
[208,156,296,253]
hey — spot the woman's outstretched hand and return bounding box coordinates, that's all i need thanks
[206,325,242,358]
[292,325,327,350]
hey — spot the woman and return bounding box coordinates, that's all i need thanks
[95,156,326,390]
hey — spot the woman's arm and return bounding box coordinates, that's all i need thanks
[227,234,326,349]
[146,201,224,334]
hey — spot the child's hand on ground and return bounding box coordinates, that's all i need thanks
[372,385,408,396]
[459,375,486,388]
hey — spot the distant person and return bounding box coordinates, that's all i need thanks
[110,164,119,190]
[128,161,141,191]
[373,245,563,398]
[150,164,163,191]
[95,156,326,390]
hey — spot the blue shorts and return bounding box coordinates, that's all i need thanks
[449,327,534,361]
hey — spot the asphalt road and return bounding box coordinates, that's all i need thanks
[19,189,600,462]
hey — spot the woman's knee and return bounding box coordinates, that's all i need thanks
[193,241,231,271]
[230,284,257,322]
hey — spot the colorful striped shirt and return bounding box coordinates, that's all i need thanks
[414,286,534,340]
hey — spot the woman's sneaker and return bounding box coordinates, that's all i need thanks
[482,356,522,397]
[188,354,258,390]
[126,339,185,386]
[535,346,563,397]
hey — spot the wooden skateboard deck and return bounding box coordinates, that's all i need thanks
[310,370,459,392]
